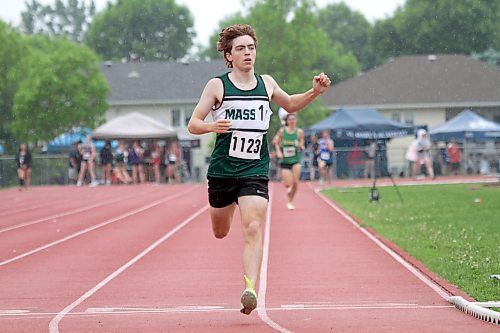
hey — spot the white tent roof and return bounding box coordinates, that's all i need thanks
[92,112,177,139]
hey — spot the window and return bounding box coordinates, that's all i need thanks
[171,109,181,127]
[404,112,414,125]
[184,109,193,127]
[391,112,401,122]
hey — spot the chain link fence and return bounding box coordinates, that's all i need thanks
[1,145,499,188]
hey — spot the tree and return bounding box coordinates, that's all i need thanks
[370,16,404,65]
[11,36,108,143]
[371,0,500,62]
[85,0,195,61]
[317,3,375,70]
[0,21,29,152]
[21,0,96,43]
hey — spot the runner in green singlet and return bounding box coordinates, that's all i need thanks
[272,113,304,210]
[188,24,331,315]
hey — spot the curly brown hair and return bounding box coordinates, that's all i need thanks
[217,24,258,68]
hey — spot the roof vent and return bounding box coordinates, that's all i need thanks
[428,54,437,62]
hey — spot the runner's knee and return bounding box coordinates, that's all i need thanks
[213,227,229,239]
[243,220,261,240]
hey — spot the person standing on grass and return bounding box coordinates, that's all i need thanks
[272,113,304,210]
[412,129,435,179]
[15,143,32,191]
[187,24,331,315]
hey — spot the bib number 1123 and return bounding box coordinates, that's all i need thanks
[229,130,263,160]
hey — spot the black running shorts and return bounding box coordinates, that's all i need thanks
[207,176,269,208]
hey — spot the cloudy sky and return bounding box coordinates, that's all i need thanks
[0,0,405,46]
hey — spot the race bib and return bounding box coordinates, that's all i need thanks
[320,151,331,160]
[83,152,91,159]
[229,130,263,160]
[283,146,296,158]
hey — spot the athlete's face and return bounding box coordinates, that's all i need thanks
[227,35,256,71]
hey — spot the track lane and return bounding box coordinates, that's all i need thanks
[261,182,498,332]
[0,185,207,333]
[53,190,279,332]
[0,185,162,228]
[0,186,188,263]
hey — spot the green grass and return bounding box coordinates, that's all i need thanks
[322,183,500,302]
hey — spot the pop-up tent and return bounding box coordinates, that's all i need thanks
[309,108,415,139]
[429,109,500,142]
[46,127,117,153]
[92,112,177,140]
[308,108,416,179]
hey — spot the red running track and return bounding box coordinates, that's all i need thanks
[0,179,497,333]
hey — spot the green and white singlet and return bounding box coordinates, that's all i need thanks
[280,128,301,165]
[207,72,273,178]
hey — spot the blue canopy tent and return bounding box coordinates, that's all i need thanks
[429,109,500,142]
[309,108,416,139]
[308,108,416,178]
[46,128,117,153]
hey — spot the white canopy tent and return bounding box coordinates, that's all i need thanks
[92,112,177,140]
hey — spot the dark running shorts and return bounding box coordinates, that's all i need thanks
[279,163,299,170]
[207,176,269,208]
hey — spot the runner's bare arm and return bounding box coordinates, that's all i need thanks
[273,128,284,159]
[188,79,232,135]
[298,128,305,151]
[263,73,331,113]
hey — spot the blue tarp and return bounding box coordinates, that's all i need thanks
[430,109,500,142]
[309,108,416,139]
[47,128,117,153]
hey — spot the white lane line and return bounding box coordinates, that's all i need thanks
[311,185,451,301]
[258,183,294,333]
[48,204,209,333]
[0,189,155,234]
[85,305,226,314]
[0,187,196,267]
[0,303,454,319]
[280,303,453,310]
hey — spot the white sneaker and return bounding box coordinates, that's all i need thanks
[287,202,295,210]
[89,181,99,187]
[76,180,82,187]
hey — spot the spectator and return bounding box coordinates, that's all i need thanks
[411,129,435,179]
[364,140,376,179]
[347,142,364,178]
[129,140,145,184]
[309,134,320,181]
[77,137,99,187]
[432,142,445,176]
[114,140,132,184]
[151,142,163,184]
[100,141,114,185]
[68,140,82,184]
[165,141,181,184]
[15,143,32,191]
[446,138,461,175]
